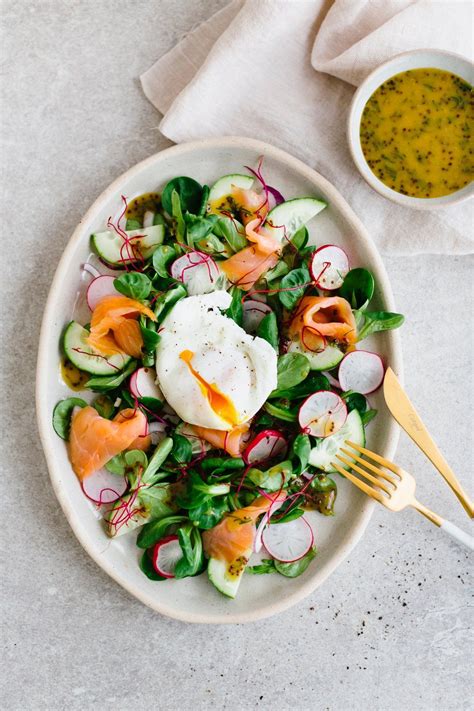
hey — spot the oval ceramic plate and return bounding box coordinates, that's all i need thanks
[36,137,402,623]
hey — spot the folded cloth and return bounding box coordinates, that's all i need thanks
[141,0,473,255]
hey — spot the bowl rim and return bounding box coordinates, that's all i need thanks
[36,135,402,624]
[347,48,474,210]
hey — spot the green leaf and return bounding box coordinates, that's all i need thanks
[174,525,204,579]
[271,506,304,524]
[339,268,375,309]
[256,311,278,351]
[306,476,337,516]
[195,233,230,257]
[161,176,204,216]
[139,550,166,581]
[139,483,178,520]
[290,225,309,251]
[247,460,294,492]
[171,433,193,464]
[201,457,245,472]
[178,470,230,509]
[152,244,178,278]
[188,497,229,529]
[290,433,311,476]
[185,213,219,243]
[273,353,310,393]
[142,437,173,485]
[246,559,278,575]
[125,217,142,231]
[341,391,368,415]
[140,323,161,354]
[361,409,378,426]
[86,360,137,393]
[279,266,310,309]
[52,398,87,440]
[264,260,290,282]
[137,514,188,549]
[269,372,330,400]
[356,311,405,342]
[171,189,187,243]
[114,272,152,301]
[224,287,243,326]
[154,283,187,323]
[212,216,248,253]
[263,401,298,422]
[198,185,210,216]
[274,547,317,577]
[92,394,115,419]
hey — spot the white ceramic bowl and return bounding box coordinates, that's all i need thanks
[36,137,402,623]
[348,49,474,209]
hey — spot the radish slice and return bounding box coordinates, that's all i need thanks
[310,245,349,290]
[152,535,182,578]
[130,367,164,401]
[243,429,288,465]
[171,252,221,296]
[263,517,314,562]
[82,262,101,279]
[86,275,120,310]
[242,300,272,333]
[254,494,286,553]
[338,350,384,394]
[82,468,127,505]
[298,391,347,438]
[322,371,341,389]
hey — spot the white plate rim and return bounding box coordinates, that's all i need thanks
[36,136,402,624]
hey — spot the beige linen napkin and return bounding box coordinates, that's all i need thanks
[141,0,473,255]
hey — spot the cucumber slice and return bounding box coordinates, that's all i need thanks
[264,197,327,245]
[309,410,365,473]
[91,225,164,266]
[208,556,249,599]
[208,173,255,205]
[63,321,132,375]
[287,341,343,371]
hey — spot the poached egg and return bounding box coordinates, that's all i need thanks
[155,292,277,431]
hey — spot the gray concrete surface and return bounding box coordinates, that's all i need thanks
[1,2,472,710]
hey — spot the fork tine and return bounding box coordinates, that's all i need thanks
[339,447,397,484]
[345,441,401,475]
[331,462,384,503]
[336,454,392,494]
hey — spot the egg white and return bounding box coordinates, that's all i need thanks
[155,291,278,430]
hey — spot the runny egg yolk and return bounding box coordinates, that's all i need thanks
[179,350,240,426]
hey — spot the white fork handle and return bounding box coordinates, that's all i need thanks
[441,520,474,551]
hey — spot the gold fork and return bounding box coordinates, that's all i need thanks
[331,441,474,552]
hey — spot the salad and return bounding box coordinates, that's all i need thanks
[52,159,404,598]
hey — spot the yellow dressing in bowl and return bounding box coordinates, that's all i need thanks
[360,68,473,198]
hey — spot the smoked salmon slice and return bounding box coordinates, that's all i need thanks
[87,295,156,357]
[69,406,148,480]
[289,295,357,345]
[220,246,280,291]
[203,494,285,563]
[192,423,250,458]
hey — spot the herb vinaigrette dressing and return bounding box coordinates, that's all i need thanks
[360,68,473,198]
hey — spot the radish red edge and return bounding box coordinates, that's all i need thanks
[310,244,349,290]
[243,429,288,465]
[262,517,314,563]
[86,275,120,311]
[253,493,287,553]
[152,535,182,578]
[338,350,384,395]
[130,367,163,400]
[81,469,128,505]
[298,390,347,438]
